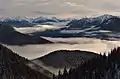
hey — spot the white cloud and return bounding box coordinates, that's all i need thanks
[64,2,81,7]
[6,37,120,59]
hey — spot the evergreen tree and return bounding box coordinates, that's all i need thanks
[58,70,62,77]
[53,73,56,79]
[63,67,68,76]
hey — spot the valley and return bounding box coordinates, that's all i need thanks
[5,37,120,59]
[1,0,120,78]
[0,14,120,79]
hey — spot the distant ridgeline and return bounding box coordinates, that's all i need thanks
[54,47,120,79]
[0,17,69,27]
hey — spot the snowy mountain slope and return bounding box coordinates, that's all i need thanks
[67,14,118,29]
[0,17,70,27]
[30,14,120,40]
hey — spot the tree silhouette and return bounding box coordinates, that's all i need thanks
[55,47,120,79]
[63,66,68,76]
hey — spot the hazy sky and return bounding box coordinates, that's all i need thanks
[0,0,120,18]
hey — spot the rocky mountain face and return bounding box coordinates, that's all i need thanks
[0,44,51,79]
[0,24,52,45]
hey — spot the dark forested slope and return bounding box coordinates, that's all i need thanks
[0,24,52,45]
[56,47,120,79]
[0,44,50,79]
[32,50,98,68]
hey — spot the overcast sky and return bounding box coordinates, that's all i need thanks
[0,0,120,18]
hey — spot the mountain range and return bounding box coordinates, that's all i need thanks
[0,17,70,27]
[0,14,120,79]
[2,14,120,42]
[31,14,120,40]
[67,14,120,32]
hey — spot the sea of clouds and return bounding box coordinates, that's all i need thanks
[6,37,120,59]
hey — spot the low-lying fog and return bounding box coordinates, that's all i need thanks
[14,22,68,34]
[6,37,120,59]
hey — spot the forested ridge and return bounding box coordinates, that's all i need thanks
[0,44,50,79]
[55,47,120,79]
